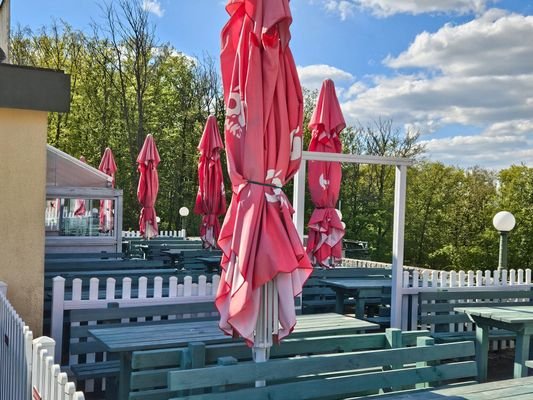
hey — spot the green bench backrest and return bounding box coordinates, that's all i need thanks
[45,252,123,260]
[128,329,429,400]
[68,302,218,363]
[167,340,477,400]
[419,289,533,328]
[302,268,392,312]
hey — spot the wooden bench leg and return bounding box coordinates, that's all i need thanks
[356,298,366,319]
[475,324,489,382]
[335,291,344,314]
[117,352,132,400]
[416,337,437,389]
[514,333,531,378]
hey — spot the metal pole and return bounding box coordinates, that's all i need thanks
[292,160,306,242]
[498,231,509,270]
[391,165,407,329]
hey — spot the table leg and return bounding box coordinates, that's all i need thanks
[355,298,366,319]
[514,333,531,378]
[475,324,489,382]
[335,291,344,314]
[118,352,132,400]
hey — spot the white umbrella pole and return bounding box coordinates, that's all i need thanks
[253,280,278,387]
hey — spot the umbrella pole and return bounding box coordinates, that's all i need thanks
[253,281,278,387]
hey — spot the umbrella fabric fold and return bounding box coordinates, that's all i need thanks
[137,134,160,239]
[98,147,117,233]
[74,156,88,217]
[306,79,346,267]
[194,115,227,249]
[217,0,313,354]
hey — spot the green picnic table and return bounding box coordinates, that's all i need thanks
[319,278,392,317]
[89,313,378,400]
[370,376,533,399]
[455,305,533,382]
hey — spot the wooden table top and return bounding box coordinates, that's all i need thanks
[319,278,392,290]
[371,376,533,399]
[89,313,378,353]
[454,305,533,324]
[196,256,221,264]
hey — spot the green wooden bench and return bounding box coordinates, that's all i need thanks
[66,301,218,392]
[144,242,204,260]
[167,337,478,399]
[45,251,124,261]
[178,250,222,273]
[418,289,533,343]
[45,259,167,273]
[127,328,429,400]
[123,238,202,259]
[302,267,391,314]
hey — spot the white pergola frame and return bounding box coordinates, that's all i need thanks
[292,150,414,329]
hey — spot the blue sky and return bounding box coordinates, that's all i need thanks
[12,0,533,170]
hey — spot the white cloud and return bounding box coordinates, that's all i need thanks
[315,0,493,18]
[419,120,533,169]
[356,0,490,17]
[304,10,533,169]
[297,64,354,91]
[385,10,533,76]
[142,0,164,17]
[338,10,533,135]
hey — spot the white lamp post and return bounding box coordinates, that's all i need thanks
[179,207,189,238]
[492,211,516,270]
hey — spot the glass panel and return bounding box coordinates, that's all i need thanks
[45,197,116,237]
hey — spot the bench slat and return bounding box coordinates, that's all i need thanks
[169,341,475,391]
[168,361,477,400]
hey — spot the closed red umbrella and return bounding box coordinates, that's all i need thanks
[194,115,227,249]
[98,147,117,233]
[307,79,346,267]
[217,0,313,361]
[137,134,160,239]
[74,156,87,216]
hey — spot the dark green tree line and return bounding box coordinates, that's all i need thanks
[10,2,532,270]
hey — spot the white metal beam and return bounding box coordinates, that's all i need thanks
[292,160,306,242]
[301,150,414,166]
[292,151,411,329]
[391,164,407,328]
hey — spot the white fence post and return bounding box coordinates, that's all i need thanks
[51,277,66,363]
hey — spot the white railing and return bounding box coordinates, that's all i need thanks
[342,257,423,272]
[0,282,84,400]
[32,337,85,400]
[401,268,532,350]
[0,281,31,400]
[50,274,220,362]
[343,258,533,335]
[122,230,185,238]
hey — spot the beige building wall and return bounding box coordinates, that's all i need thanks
[0,0,9,62]
[0,107,47,334]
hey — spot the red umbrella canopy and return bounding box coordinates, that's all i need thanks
[194,115,227,249]
[306,79,346,267]
[74,156,88,216]
[98,147,118,233]
[217,0,313,349]
[98,147,117,187]
[137,134,160,239]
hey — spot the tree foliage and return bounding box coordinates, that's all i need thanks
[10,4,532,270]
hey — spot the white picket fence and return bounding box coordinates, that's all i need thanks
[50,274,220,363]
[401,268,533,332]
[122,230,186,238]
[0,282,84,400]
[32,337,85,400]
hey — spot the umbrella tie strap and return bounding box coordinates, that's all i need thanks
[247,180,282,189]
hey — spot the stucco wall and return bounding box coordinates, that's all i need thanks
[0,0,9,62]
[0,107,47,334]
